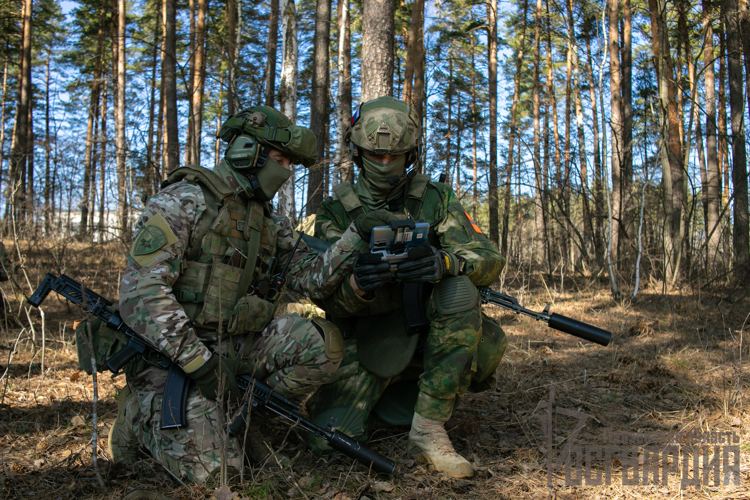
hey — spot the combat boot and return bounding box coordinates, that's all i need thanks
[407,412,474,478]
[245,416,291,468]
[108,384,140,463]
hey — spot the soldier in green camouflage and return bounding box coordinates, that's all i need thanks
[108,106,377,484]
[306,96,508,478]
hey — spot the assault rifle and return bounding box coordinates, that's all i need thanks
[28,273,396,474]
[478,287,611,346]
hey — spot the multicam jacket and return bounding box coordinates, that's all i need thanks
[120,165,368,375]
[314,174,505,322]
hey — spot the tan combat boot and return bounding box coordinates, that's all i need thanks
[407,412,474,478]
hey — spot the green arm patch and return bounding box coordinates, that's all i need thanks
[129,213,180,267]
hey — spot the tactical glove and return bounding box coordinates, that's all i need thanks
[354,210,407,241]
[394,244,461,282]
[187,353,251,402]
[352,252,394,292]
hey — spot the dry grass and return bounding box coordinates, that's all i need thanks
[1,238,748,499]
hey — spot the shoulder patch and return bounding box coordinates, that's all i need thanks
[129,213,180,267]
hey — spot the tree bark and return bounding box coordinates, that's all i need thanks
[724,0,750,275]
[226,0,238,115]
[265,0,280,107]
[114,0,129,240]
[145,3,160,198]
[584,24,604,267]
[189,0,207,165]
[277,0,298,221]
[532,0,544,265]
[9,0,33,224]
[703,0,722,269]
[185,0,195,165]
[334,0,353,186]
[621,0,634,264]
[608,0,622,271]
[98,79,108,241]
[361,0,394,100]
[649,0,685,281]
[162,0,179,173]
[502,0,528,256]
[488,0,499,247]
[307,0,331,216]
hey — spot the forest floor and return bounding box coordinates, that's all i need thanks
[0,238,748,500]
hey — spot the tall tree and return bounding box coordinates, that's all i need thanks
[620,0,634,263]
[703,0,722,268]
[502,0,528,256]
[226,0,239,115]
[162,0,179,173]
[333,0,353,186]
[608,0,622,270]
[306,0,331,216]
[724,0,750,275]
[531,0,544,264]
[80,2,107,235]
[9,0,33,224]
[265,0,279,107]
[188,0,207,165]
[114,0,128,239]
[487,0,499,247]
[276,0,298,220]
[361,0,394,100]
[649,0,686,281]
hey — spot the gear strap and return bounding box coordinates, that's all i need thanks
[332,182,366,221]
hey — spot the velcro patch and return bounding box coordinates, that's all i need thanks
[130,213,180,267]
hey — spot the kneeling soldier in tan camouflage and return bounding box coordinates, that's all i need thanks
[108,106,378,483]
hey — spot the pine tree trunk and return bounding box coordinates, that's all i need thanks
[717,25,730,208]
[584,28,604,268]
[115,0,129,240]
[265,0,280,107]
[445,45,453,185]
[307,0,331,216]
[608,0,622,271]
[277,0,298,220]
[487,0,499,247]
[0,58,8,217]
[724,0,750,276]
[621,0,634,265]
[190,0,207,165]
[44,49,52,234]
[185,0,195,165]
[411,0,425,135]
[162,0,179,173]
[361,0,394,100]
[9,0,33,225]
[703,0,722,271]
[502,0,528,256]
[334,0,353,186]
[649,0,685,282]
[226,0,238,115]
[145,5,160,199]
[98,80,108,241]
[532,0,544,265]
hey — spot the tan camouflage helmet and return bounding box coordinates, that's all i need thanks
[346,96,421,166]
[218,106,317,168]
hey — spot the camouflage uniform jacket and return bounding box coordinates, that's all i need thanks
[314,174,505,321]
[120,169,368,375]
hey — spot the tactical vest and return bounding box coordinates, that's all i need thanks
[164,166,279,328]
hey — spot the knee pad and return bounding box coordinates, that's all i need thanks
[311,317,345,361]
[433,275,479,315]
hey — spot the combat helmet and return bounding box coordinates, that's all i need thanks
[346,96,422,169]
[219,106,317,170]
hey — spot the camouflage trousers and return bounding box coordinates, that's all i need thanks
[110,313,340,483]
[307,298,506,452]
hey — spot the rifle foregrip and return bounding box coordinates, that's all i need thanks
[327,430,396,474]
[548,313,612,346]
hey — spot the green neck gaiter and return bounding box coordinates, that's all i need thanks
[356,155,408,211]
[215,158,290,201]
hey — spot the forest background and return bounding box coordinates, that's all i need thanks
[0,0,749,293]
[0,0,750,498]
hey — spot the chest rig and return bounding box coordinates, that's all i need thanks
[165,166,279,328]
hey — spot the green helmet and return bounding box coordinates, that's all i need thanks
[346,96,421,168]
[218,105,317,168]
